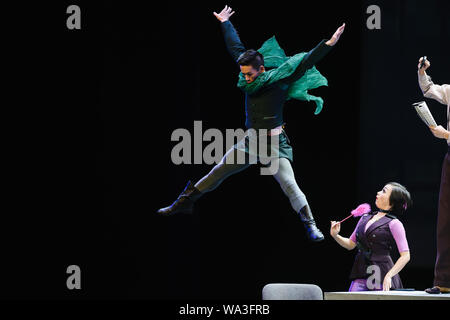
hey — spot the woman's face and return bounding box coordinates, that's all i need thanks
[375,184,393,211]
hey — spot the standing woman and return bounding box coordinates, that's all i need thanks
[330,183,412,291]
[418,57,450,294]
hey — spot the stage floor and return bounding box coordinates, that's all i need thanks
[324,291,450,300]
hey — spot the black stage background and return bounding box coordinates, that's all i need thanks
[4,0,449,300]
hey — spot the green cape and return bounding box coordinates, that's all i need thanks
[237,36,328,115]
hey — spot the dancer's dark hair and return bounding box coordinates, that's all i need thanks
[387,182,412,216]
[237,49,264,70]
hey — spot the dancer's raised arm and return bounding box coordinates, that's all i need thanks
[281,23,345,84]
[213,5,246,63]
[418,57,450,106]
[417,57,450,142]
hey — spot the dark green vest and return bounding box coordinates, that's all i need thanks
[244,82,288,130]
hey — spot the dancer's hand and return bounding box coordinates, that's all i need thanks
[330,221,341,237]
[213,5,235,23]
[429,125,450,140]
[383,274,392,291]
[418,57,431,75]
[326,23,346,46]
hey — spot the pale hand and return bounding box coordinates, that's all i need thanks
[326,23,346,46]
[383,275,392,291]
[418,57,431,73]
[430,125,450,140]
[213,5,235,23]
[330,221,341,237]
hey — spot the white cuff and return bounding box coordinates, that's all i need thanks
[418,71,432,94]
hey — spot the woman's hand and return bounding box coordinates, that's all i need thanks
[430,125,450,140]
[326,23,346,46]
[383,251,410,291]
[330,221,341,237]
[383,274,392,291]
[213,5,235,23]
[418,57,431,73]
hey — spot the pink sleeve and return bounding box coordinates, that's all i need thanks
[350,230,357,243]
[349,217,364,243]
[389,219,409,253]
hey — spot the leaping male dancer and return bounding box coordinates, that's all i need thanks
[157,5,345,242]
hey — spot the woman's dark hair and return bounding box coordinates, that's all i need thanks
[237,49,264,70]
[387,182,413,216]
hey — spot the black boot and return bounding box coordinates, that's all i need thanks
[298,205,324,242]
[157,180,203,216]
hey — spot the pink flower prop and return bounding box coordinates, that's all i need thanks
[339,203,372,224]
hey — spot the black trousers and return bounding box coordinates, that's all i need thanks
[434,146,450,288]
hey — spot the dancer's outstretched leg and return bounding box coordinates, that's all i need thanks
[271,157,324,242]
[157,147,252,216]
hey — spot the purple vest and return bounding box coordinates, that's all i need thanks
[349,213,403,289]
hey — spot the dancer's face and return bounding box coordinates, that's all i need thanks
[240,65,265,84]
[375,184,393,211]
